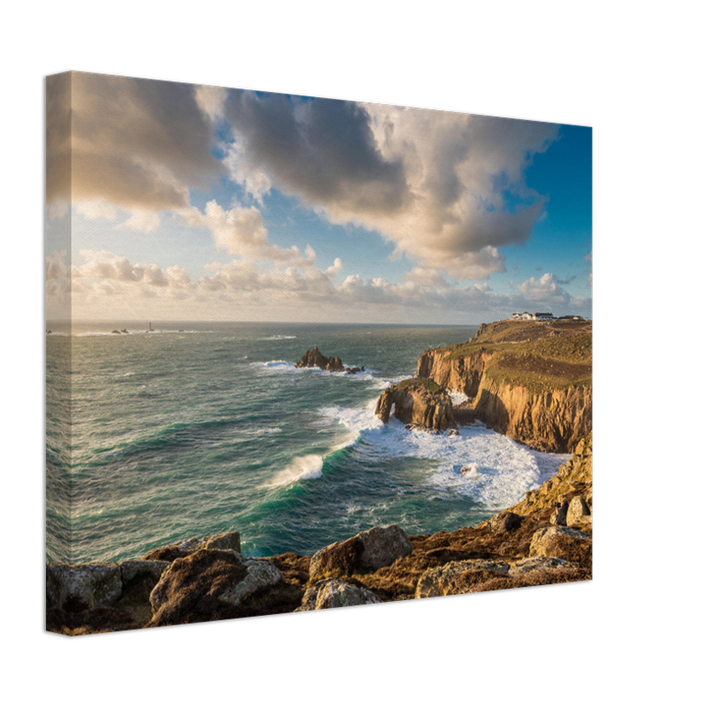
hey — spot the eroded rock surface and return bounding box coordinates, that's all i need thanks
[296,578,380,611]
[46,563,123,612]
[375,380,455,432]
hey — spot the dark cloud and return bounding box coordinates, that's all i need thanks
[226,91,410,216]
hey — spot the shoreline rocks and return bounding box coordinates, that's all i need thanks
[46,434,593,635]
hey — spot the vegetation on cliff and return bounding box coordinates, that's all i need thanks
[433,319,592,393]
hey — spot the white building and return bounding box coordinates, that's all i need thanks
[533,312,554,321]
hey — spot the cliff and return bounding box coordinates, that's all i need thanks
[416,319,592,452]
[46,434,592,635]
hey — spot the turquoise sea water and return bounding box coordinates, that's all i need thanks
[45,321,570,563]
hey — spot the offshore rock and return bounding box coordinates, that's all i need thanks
[295,346,345,372]
[309,524,413,582]
[296,578,381,611]
[375,380,455,432]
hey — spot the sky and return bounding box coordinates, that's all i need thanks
[45,72,592,325]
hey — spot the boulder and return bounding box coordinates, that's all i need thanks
[490,512,523,533]
[309,524,413,582]
[567,496,591,526]
[529,526,592,566]
[147,549,281,626]
[46,563,123,612]
[295,578,381,611]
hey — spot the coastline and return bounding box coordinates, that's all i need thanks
[46,320,592,634]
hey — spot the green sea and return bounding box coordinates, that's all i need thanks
[45,321,569,563]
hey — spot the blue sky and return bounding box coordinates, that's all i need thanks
[46,72,592,324]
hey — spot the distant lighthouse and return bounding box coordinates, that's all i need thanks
[147,322,154,332]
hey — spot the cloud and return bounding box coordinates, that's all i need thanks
[46,72,225,215]
[224,93,559,279]
[75,250,192,289]
[182,200,315,266]
[225,92,410,219]
[517,272,564,299]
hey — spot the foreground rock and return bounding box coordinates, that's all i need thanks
[294,346,364,374]
[529,526,592,566]
[375,379,455,432]
[414,555,588,598]
[296,578,381,611]
[309,525,413,582]
[147,549,283,627]
[46,563,123,612]
[141,530,241,562]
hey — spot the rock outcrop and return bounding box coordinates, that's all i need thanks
[294,347,364,374]
[375,379,455,432]
[147,549,284,627]
[46,563,123,612]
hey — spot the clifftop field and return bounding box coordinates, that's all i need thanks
[436,319,593,393]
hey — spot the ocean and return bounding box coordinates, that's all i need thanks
[45,321,570,564]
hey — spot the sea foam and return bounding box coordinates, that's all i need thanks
[264,454,324,487]
[321,402,571,511]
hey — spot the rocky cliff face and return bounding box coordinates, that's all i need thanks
[375,380,455,432]
[416,348,492,398]
[416,346,591,453]
[474,379,591,453]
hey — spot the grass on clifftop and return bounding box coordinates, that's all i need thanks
[397,377,442,392]
[437,320,592,393]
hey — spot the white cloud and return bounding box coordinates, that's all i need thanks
[182,200,316,267]
[75,250,192,289]
[518,272,562,300]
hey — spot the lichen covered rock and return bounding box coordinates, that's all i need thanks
[296,578,381,611]
[46,563,123,612]
[415,559,510,598]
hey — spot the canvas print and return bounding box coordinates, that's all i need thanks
[45,72,592,635]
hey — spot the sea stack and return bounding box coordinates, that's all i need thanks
[295,347,358,373]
